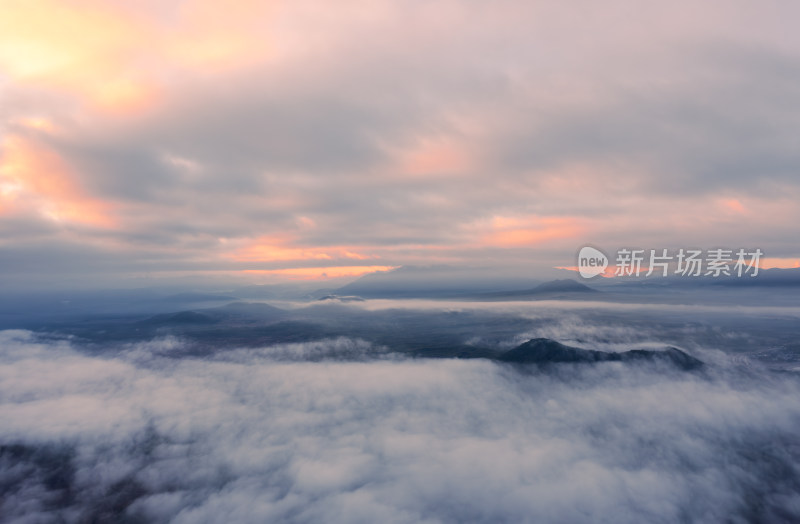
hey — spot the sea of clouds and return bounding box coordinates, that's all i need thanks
[2,329,800,523]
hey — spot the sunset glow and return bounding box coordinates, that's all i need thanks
[1,0,798,286]
[242,265,397,280]
[0,135,115,227]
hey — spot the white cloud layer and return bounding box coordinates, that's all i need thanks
[2,329,800,523]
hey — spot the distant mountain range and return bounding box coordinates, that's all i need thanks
[590,266,800,289]
[331,266,592,299]
[107,303,710,370]
[469,279,597,300]
[140,302,287,327]
[317,295,366,302]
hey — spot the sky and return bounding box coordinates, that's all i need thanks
[2,0,800,288]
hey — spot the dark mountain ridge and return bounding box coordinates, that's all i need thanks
[497,338,703,370]
[472,279,597,300]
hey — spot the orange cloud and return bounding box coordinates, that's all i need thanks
[397,137,473,176]
[229,236,375,263]
[168,0,275,69]
[759,257,800,269]
[242,266,396,280]
[480,215,585,247]
[721,198,747,214]
[0,0,275,113]
[555,265,617,278]
[0,0,155,112]
[0,135,115,227]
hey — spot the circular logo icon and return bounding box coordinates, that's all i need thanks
[577,246,609,278]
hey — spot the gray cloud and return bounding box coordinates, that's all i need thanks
[3,0,800,283]
[491,44,800,194]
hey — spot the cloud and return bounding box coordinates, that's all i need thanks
[1,329,800,522]
[2,0,800,284]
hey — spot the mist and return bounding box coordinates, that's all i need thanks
[2,304,800,523]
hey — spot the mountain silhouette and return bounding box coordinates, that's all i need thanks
[498,338,703,370]
[472,279,597,300]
